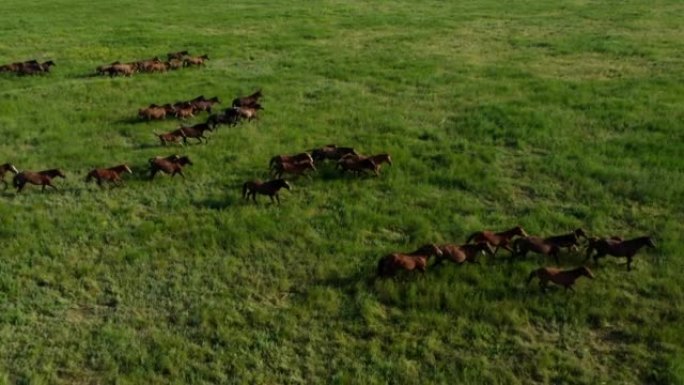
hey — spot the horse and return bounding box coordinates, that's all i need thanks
[138,104,167,120]
[527,266,594,293]
[376,244,443,278]
[465,226,528,255]
[311,145,358,162]
[513,236,561,265]
[232,105,262,122]
[272,160,316,179]
[85,164,132,187]
[433,242,495,266]
[269,153,314,170]
[183,54,209,67]
[242,179,291,204]
[0,163,19,189]
[155,129,186,145]
[336,156,380,176]
[232,89,262,108]
[179,123,213,144]
[584,236,655,271]
[13,169,66,192]
[167,50,189,60]
[174,102,195,119]
[190,96,220,114]
[149,155,192,179]
[544,228,587,252]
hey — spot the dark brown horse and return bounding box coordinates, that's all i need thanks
[465,226,528,255]
[242,179,291,204]
[179,123,213,144]
[85,164,132,187]
[336,156,380,176]
[232,89,263,108]
[585,236,655,271]
[0,163,19,189]
[376,244,443,278]
[513,236,561,265]
[311,145,358,162]
[149,155,193,179]
[183,54,209,67]
[272,160,316,179]
[527,266,594,292]
[433,242,495,266]
[13,169,66,192]
[544,228,587,252]
[190,96,220,114]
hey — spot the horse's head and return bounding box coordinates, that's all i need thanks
[123,164,133,174]
[52,169,66,178]
[305,161,317,172]
[209,96,221,103]
[276,179,291,190]
[515,226,528,237]
[574,228,588,239]
[645,236,656,248]
[252,103,264,111]
[177,156,193,166]
[2,163,19,174]
[579,266,595,279]
[383,154,393,165]
[201,54,209,60]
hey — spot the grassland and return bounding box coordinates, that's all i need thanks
[0,0,683,384]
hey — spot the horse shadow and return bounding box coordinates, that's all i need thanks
[193,195,238,210]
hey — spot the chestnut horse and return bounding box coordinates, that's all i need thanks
[513,236,561,265]
[433,242,495,266]
[377,244,443,278]
[0,163,19,189]
[85,164,132,187]
[336,156,380,176]
[527,266,594,292]
[13,169,66,192]
[149,155,193,179]
[242,179,291,204]
[269,153,314,170]
[272,160,316,179]
[544,228,587,252]
[466,226,528,255]
[585,236,655,271]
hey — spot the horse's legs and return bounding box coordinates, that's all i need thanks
[627,256,633,271]
[593,253,605,266]
[553,251,560,266]
[252,192,257,204]
[275,194,281,205]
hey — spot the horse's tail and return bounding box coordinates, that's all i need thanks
[465,231,480,244]
[526,269,538,285]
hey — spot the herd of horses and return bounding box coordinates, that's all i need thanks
[1,51,658,295]
[96,50,209,76]
[377,226,656,292]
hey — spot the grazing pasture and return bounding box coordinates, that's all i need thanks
[0,0,683,384]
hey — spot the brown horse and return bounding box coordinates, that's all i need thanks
[155,129,186,145]
[377,244,443,278]
[311,145,358,162]
[85,164,132,187]
[232,89,263,108]
[13,169,66,192]
[149,155,192,179]
[433,242,495,266]
[272,160,316,179]
[466,226,528,255]
[242,179,291,204]
[269,153,314,170]
[179,123,213,144]
[183,54,209,67]
[544,228,587,252]
[336,156,380,176]
[139,104,167,120]
[585,236,655,271]
[190,96,221,114]
[174,102,195,119]
[167,50,189,60]
[513,236,561,265]
[527,266,594,292]
[0,163,19,189]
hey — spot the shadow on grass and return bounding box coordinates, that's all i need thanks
[193,195,238,210]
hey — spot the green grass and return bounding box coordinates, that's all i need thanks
[1,0,683,383]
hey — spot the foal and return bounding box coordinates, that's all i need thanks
[377,244,443,278]
[465,226,528,255]
[434,242,494,266]
[85,164,132,187]
[13,169,66,192]
[585,236,655,271]
[0,163,19,189]
[527,266,594,293]
[242,179,291,204]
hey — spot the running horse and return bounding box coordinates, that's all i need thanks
[584,236,655,271]
[242,179,291,204]
[465,226,528,256]
[433,242,495,266]
[376,244,443,278]
[0,163,19,189]
[527,266,594,293]
[544,228,588,252]
[149,155,193,179]
[513,236,561,265]
[13,169,66,192]
[85,164,132,188]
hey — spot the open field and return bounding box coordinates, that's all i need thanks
[1,0,683,383]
